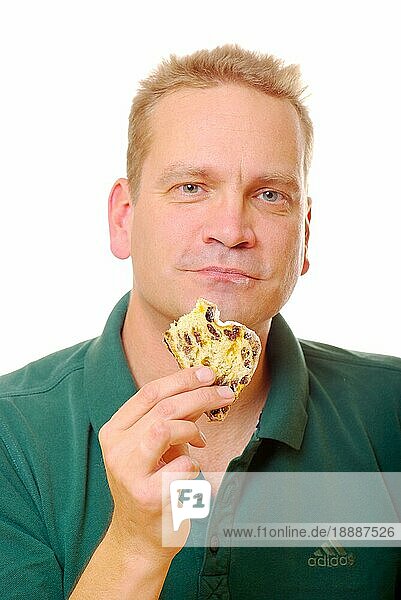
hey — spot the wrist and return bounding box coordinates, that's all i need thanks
[106,517,175,567]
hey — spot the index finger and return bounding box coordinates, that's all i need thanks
[109,366,216,429]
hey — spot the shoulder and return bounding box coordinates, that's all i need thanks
[298,339,401,470]
[0,339,94,400]
[0,339,96,439]
[300,338,401,375]
[0,339,97,492]
[299,338,401,411]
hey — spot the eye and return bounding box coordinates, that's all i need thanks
[257,189,284,203]
[181,183,201,194]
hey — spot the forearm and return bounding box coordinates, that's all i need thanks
[68,525,172,600]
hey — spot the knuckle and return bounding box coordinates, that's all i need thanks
[188,367,198,384]
[197,386,212,404]
[179,367,197,391]
[190,367,204,388]
[156,400,173,419]
[139,382,160,407]
[148,420,170,443]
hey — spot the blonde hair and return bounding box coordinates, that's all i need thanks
[127,44,313,202]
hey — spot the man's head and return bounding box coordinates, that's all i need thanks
[109,44,313,331]
[126,44,313,203]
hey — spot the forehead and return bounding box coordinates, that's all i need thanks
[144,83,305,178]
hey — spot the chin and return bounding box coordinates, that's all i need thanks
[165,276,282,327]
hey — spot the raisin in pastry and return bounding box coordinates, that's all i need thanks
[163,298,261,421]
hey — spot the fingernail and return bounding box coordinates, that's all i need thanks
[199,431,207,444]
[217,386,235,398]
[196,366,214,382]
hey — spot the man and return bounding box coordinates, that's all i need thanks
[0,44,400,599]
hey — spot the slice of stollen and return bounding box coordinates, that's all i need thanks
[163,298,261,421]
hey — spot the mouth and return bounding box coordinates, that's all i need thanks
[190,266,259,282]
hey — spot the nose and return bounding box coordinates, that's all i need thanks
[201,193,256,249]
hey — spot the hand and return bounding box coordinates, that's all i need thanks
[98,366,235,561]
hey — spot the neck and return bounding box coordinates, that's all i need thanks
[121,288,272,426]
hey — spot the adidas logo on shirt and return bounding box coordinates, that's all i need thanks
[307,540,356,567]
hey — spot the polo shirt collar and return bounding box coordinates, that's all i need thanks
[84,291,138,434]
[256,313,309,450]
[84,292,309,449]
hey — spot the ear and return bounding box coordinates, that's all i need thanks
[108,178,133,259]
[300,196,312,276]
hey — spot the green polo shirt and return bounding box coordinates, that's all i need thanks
[0,292,400,599]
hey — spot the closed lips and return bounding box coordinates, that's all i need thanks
[197,267,258,279]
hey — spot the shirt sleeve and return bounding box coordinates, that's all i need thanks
[0,435,64,600]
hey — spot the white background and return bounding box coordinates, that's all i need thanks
[1,0,400,375]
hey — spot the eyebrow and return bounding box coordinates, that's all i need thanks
[154,162,302,193]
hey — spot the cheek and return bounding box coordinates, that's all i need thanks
[131,210,156,271]
[280,220,305,279]
[260,218,304,279]
[262,216,303,254]
[131,206,187,270]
